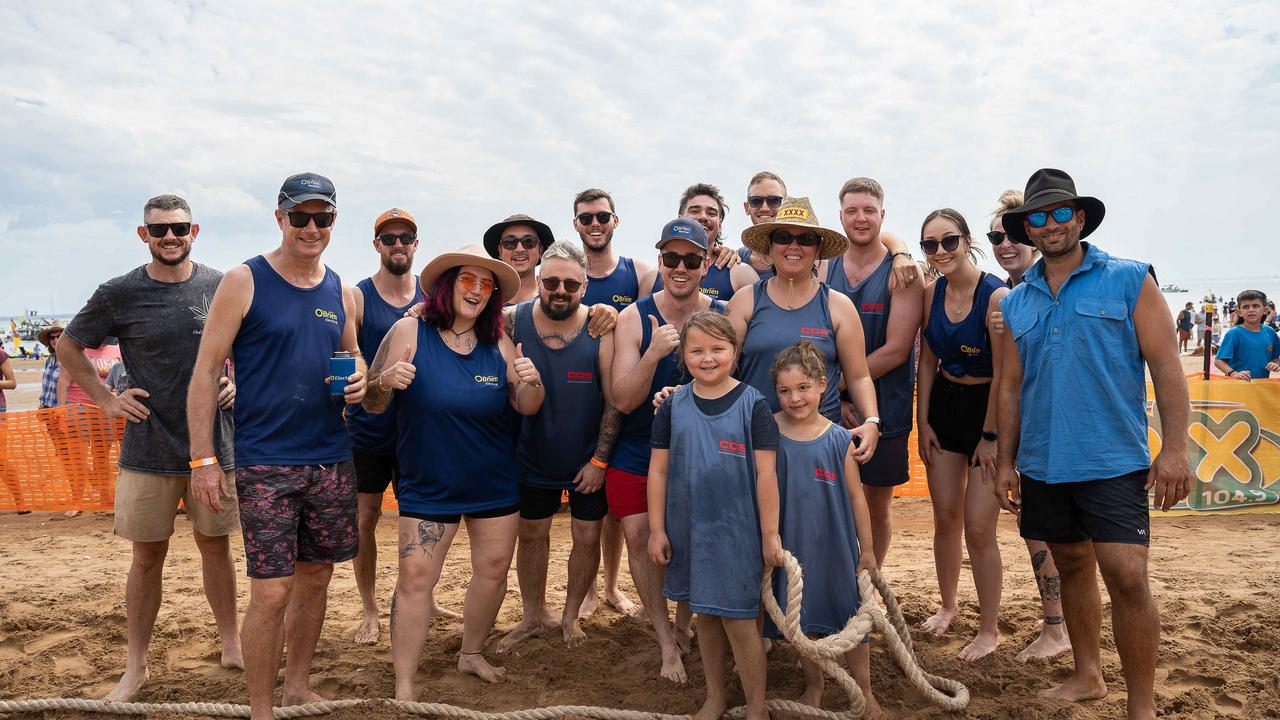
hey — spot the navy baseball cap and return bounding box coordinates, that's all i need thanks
[655,218,708,252]
[277,172,337,210]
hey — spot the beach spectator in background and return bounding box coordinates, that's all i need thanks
[55,335,122,518]
[1266,300,1279,330]
[1214,290,1280,380]
[1194,305,1208,350]
[0,347,17,512]
[37,322,65,409]
[0,346,13,412]
[1176,303,1194,354]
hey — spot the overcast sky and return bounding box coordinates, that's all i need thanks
[2,0,1277,316]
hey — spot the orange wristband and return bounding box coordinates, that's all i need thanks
[189,457,219,469]
[589,457,608,470]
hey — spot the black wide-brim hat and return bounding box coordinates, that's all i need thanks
[1003,168,1106,246]
[482,213,555,260]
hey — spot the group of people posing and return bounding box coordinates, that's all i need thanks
[54,167,1193,720]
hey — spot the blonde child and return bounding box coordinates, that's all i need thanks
[647,310,782,720]
[768,340,879,715]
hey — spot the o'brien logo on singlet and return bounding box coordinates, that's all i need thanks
[814,466,837,485]
[314,308,339,325]
[718,439,747,458]
[699,287,720,299]
[960,344,982,356]
[474,374,500,387]
[800,327,830,337]
[566,370,594,384]
[612,294,634,305]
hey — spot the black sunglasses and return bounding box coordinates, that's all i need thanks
[920,234,963,255]
[747,195,784,209]
[769,229,821,247]
[660,252,704,270]
[500,236,540,251]
[986,231,1009,245]
[287,211,335,229]
[540,277,583,293]
[145,222,192,238]
[576,211,614,226]
[377,232,417,246]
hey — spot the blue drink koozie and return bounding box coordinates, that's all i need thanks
[330,351,356,396]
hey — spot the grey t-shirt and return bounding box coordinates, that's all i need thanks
[66,262,234,474]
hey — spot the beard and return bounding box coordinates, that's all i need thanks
[539,294,579,321]
[382,254,412,275]
[151,244,190,267]
[1034,232,1081,259]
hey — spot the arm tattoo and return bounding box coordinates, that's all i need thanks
[363,330,398,414]
[593,406,622,462]
[503,307,516,339]
[399,520,447,558]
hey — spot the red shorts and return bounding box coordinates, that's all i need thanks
[605,467,648,519]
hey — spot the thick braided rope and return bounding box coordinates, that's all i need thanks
[0,553,966,719]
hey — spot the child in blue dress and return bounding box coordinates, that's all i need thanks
[647,310,781,720]
[769,340,879,715]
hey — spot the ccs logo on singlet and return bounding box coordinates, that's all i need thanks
[814,467,837,485]
[960,344,982,356]
[800,327,830,337]
[315,308,339,324]
[567,370,594,384]
[718,439,747,458]
[612,294,634,305]
[860,302,885,314]
[474,374,500,387]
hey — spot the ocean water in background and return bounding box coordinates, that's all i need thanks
[1159,276,1280,318]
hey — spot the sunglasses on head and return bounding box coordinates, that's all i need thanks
[1027,206,1075,228]
[500,236,539,251]
[660,252,705,270]
[286,211,335,229]
[457,272,495,295]
[377,232,416,246]
[986,231,1009,245]
[747,195,784,209]
[145,222,191,238]
[769,229,821,247]
[576,211,614,226]
[540,277,583,293]
[920,234,963,255]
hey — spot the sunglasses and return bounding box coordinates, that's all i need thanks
[660,252,705,270]
[286,211,335,229]
[377,232,417,246]
[920,234,963,255]
[1027,206,1075,228]
[540,277,583,293]
[986,231,1009,245]
[457,272,495,295]
[576,211,614,226]
[769,229,822,247]
[500,236,539,251]
[747,195,784,209]
[145,222,192,238]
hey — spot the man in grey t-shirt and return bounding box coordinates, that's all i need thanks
[58,194,241,702]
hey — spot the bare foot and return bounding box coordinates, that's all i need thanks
[1016,623,1071,662]
[798,683,824,707]
[103,667,148,702]
[63,510,82,519]
[692,695,727,720]
[351,613,381,645]
[562,617,588,647]
[604,588,640,617]
[578,590,600,619]
[432,602,461,620]
[659,644,688,684]
[958,629,1000,661]
[495,608,559,654]
[281,688,325,706]
[457,652,506,683]
[220,643,244,670]
[674,622,695,654]
[1041,673,1107,703]
[920,607,957,636]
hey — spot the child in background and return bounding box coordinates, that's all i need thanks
[648,310,781,720]
[768,340,879,715]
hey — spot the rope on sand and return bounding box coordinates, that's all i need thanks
[0,552,967,719]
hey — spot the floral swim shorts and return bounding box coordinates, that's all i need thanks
[235,462,358,579]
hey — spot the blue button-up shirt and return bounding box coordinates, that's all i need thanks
[39,354,61,409]
[1000,243,1151,483]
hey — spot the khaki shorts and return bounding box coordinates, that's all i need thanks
[114,468,240,542]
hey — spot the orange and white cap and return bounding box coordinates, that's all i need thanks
[373,207,417,234]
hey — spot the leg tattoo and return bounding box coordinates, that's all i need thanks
[400,521,446,558]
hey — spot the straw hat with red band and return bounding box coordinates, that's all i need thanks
[418,244,521,306]
[740,196,847,261]
[374,207,417,234]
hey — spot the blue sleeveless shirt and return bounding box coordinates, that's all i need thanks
[233,255,350,466]
[611,295,725,475]
[346,277,423,455]
[923,272,1003,378]
[583,256,640,311]
[512,302,605,488]
[739,280,842,422]
[663,382,764,619]
[652,264,738,302]
[738,246,774,283]
[766,424,864,637]
[826,253,913,438]
[395,322,521,514]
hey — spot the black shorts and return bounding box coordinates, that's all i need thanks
[926,374,991,458]
[520,484,609,521]
[859,432,910,487]
[1020,471,1150,545]
[401,504,520,524]
[352,448,399,495]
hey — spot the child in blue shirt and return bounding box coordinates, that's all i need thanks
[1215,290,1280,380]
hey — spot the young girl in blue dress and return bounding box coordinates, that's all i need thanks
[768,340,879,715]
[647,310,781,720]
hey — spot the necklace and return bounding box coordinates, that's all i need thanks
[445,326,475,342]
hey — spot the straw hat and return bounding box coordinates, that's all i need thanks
[37,320,67,348]
[741,196,847,260]
[418,244,521,306]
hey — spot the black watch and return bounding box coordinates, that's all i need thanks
[981,430,998,442]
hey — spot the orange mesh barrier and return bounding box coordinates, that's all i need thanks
[0,403,932,512]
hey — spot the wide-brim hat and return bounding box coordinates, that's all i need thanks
[419,244,521,306]
[37,320,67,348]
[482,214,555,260]
[741,196,847,260]
[1002,168,1105,246]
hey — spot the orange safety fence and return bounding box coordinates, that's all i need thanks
[0,404,932,513]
